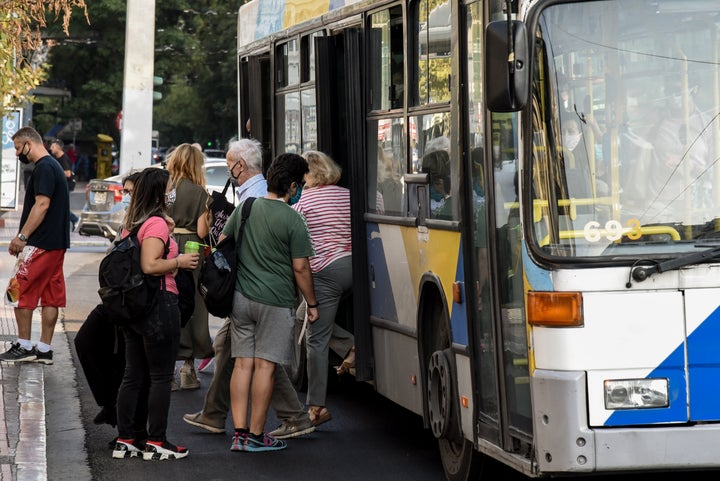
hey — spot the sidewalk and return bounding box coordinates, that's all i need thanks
[0,201,107,481]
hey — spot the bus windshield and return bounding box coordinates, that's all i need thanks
[530,0,720,258]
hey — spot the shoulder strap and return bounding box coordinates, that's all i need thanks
[236,197,256,249]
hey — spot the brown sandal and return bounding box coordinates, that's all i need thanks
[336,346,355,376]
[308,406,332,427]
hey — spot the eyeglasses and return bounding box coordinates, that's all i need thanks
[121,189,133,195]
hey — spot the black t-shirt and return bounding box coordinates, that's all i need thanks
[55,153,74,190]
[21,155,71,250]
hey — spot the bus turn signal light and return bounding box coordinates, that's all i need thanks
[527,291,583,327]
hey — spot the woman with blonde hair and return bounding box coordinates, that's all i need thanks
[270,150,354,437]
[165,143,212,390]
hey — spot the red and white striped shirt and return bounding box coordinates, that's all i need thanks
[293,184,352,273]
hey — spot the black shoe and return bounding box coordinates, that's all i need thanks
[33,348,53,365]
[0,342,37,362]
[94,405,117,427]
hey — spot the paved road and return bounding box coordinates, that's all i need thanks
[60,250,448,481]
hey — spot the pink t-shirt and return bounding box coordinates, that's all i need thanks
[123,216,178,294]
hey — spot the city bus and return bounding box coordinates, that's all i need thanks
[235,0,720,479]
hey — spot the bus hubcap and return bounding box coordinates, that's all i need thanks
[427,349,452,438]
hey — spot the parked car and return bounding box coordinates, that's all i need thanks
[203,149,226,161]
[78,160,234,240]
[77,172,129,240]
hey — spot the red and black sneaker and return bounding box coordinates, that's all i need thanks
[112,438,144,459]
[142,440,189,460]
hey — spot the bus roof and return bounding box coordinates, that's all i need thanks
[237,0,362,49]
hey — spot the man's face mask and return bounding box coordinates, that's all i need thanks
[289,183,303,206]
[17,142,31,164]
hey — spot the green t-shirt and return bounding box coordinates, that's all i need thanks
[223,197,314,308]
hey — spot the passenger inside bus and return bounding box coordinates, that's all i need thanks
[421,136,451,218]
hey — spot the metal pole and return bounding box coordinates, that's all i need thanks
[119,0,156,172]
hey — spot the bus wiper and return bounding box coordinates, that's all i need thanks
[630,245,720,284]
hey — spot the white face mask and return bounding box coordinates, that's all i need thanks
[564,133,582,151]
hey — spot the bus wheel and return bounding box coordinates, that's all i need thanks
[428,348,482,481]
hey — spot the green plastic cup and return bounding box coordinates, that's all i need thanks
[184,241,201,254]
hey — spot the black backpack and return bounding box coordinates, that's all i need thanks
[98,222,165,325]
[198,197,255,318]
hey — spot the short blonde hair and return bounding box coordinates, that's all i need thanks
[302,150,341,187]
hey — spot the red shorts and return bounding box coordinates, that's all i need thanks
[14,247,66,309]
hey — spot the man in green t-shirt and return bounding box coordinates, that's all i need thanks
[220,153,319,452]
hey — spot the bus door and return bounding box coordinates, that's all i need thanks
[314,27,371,380]
[465,0,532,452]
[239,54,272,171]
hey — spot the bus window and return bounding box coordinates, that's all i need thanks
[368,6,404,111]
[277,91,301,153]
[301,89,317,151]
[412,112,452,219]
[415,0,451,105]
[369,117,406,215]
[277,39,300,88]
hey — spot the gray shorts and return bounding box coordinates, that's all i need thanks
[229,290,295,364]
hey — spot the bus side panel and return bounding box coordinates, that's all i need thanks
[372,327,424,415]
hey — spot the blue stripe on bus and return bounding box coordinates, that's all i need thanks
[604,348,687,426]
[367,223,398,321]
[687,305,720,421]
[523,243,553,290]
[604,304,720,426]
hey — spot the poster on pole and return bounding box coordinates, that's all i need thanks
[1,110,22,211]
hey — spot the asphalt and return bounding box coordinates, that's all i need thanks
[0,189,108,481]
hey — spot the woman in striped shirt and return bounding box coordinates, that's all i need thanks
[293,151,355,427]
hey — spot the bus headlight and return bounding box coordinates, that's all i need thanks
[604,379,669,409]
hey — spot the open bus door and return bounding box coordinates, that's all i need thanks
[314,28,373,382]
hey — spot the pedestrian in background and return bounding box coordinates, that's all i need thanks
[0,126,70,365]
[225,153,318,452]
[112,167,199,461]
[165,143,211,391]
[49,138,79,231]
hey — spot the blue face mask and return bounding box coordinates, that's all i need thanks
[121,193,132,209]
[429,185,445,202]
[289,184,303,205]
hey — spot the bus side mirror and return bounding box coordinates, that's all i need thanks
[485,20,529,112]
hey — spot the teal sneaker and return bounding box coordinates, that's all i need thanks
[243,433,286,452]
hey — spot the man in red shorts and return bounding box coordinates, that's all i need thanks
[0,126,70,365]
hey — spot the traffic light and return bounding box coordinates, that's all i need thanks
[153,76,163,101]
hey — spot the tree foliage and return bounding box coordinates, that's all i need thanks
[0,0,88,109]
[40,0,244,149]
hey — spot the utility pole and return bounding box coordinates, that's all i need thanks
[119,0,156,172]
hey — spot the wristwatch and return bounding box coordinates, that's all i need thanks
[17,233,28,242]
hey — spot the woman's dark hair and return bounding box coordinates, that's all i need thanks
[266,153,309,196]
[123,167,169,232]
[122,171,141,187]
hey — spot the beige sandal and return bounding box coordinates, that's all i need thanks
[309,406,332,427]
[336,346,355,376]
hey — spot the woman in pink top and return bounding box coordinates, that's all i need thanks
[113,167,199,461]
